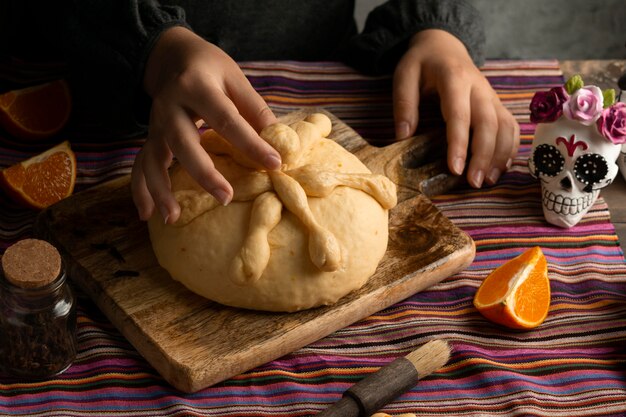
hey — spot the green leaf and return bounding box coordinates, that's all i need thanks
[603,89,616,108]
[565,75,584,94]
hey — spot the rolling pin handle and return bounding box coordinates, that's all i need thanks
[345,357,419,416]
[315,396,360,417]
[315,357,419,417]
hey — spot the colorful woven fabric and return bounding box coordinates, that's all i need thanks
[1,60,626,416]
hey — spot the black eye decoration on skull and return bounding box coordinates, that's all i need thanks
[574,153,609,188]
[532,144,565,177]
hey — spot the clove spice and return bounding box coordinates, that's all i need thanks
[0,239,77,378]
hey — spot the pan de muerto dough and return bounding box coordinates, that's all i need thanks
[148,113,397,311]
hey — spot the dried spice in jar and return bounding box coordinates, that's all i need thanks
[0,239,77,378]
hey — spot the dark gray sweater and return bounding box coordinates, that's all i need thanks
[0,0,484,138]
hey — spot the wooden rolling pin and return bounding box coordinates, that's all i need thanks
[316,340,451,417]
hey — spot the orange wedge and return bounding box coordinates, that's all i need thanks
[473,246,550,329]
[0,141,76,209]
[0,80,72,139]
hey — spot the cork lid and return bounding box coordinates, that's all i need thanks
[1,239,62,288]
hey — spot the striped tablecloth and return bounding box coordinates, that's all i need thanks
[1,60,626,416]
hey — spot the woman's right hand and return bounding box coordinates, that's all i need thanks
[131,26,281,224]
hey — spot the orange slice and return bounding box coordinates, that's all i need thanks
[473,246,550,329]
[0,80,72,139]
[0,141,76,209]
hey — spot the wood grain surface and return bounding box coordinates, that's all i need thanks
[34,109,475,392]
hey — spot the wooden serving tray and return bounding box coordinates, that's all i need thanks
[35,109,475,392]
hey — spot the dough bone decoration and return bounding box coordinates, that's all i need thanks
[172,113,396,285]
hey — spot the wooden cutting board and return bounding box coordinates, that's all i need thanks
[34,109,475,393]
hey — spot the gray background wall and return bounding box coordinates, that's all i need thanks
[355,0,626,60]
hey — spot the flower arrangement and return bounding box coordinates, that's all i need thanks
[530,75,626,145]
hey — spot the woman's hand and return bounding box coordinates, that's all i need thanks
[393,29,520,188]
[132,27,281,224]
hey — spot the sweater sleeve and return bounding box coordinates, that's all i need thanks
[67,2,187,89]
[342,0,485,75]
[63,0,190,136]
[1,1,189,137]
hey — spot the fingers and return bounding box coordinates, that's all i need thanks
[163,104,234,204]
[131,150,154,221]
[194,43,280,166]
[438,73,519,188]
[395,29,520,190]
[438,71,471,177]
[133,35,283,224]
[465,87,498,188]
[141,134,180,224]
[485,103,520,185]
[136,96,238,224]
[131,133,181,224]
[225,71,278,132]
[392,61,421,140]
[192,80,281,171]
[138,91,277,225]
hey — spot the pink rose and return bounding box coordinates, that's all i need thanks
[529,86,568,123]
[563,86,604,125]
[597,102,626,144]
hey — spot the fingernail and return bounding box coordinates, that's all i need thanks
[263,153,282,170]
[487,167,501,185]
[471,169,485,188]
[212,188,232,206]
[136,206,149,221]
[395,122,410,139]
[506,158,513,170]
[452,157,465,175]
[159,204,170,224]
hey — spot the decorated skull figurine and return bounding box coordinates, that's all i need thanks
[619,144,626,182]
[528,75,626,228]
[619,145,626,181]
[618,81,626,181]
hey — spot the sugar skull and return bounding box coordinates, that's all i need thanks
[528,76,626,228]
[618,86,626,181]
[529,117,620,228]
[618,147,626,180]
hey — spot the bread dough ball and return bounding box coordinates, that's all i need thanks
[148,114,397,312]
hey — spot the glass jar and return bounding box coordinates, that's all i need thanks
[0,239,77,379]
